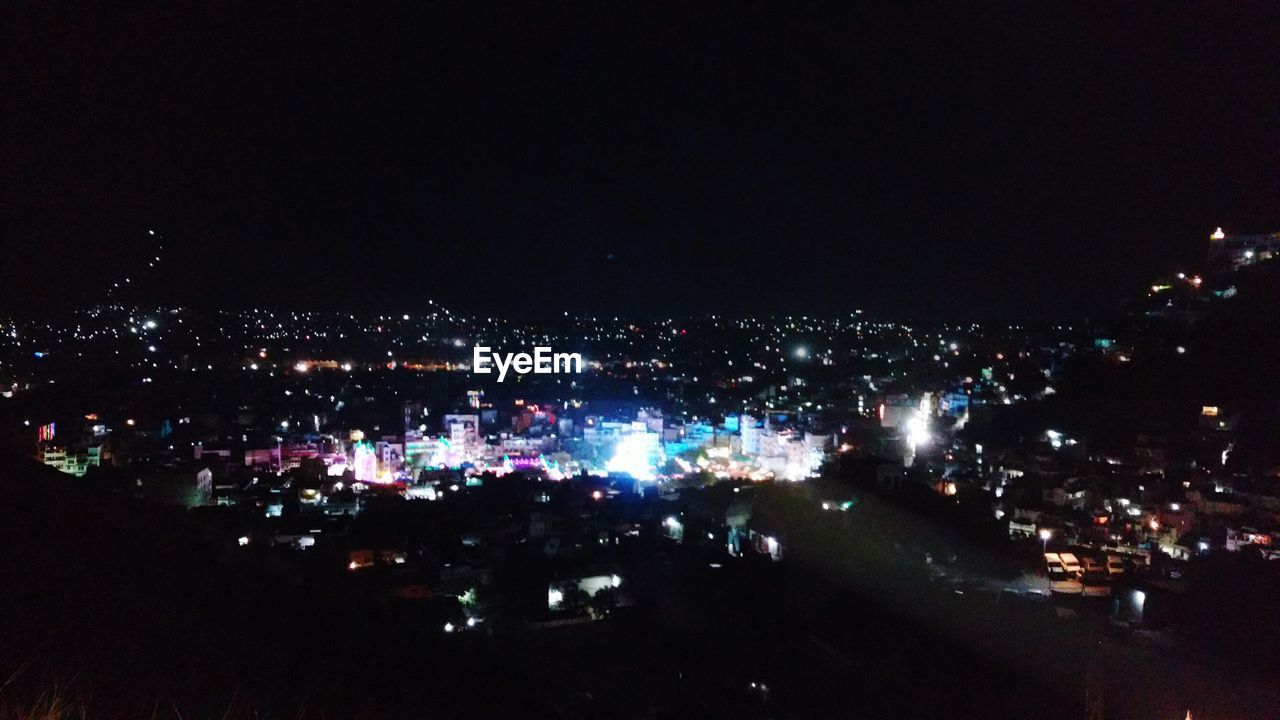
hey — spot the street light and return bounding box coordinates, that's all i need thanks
[1038,527,1052,552]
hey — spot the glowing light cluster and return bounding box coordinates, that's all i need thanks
[906,413,930,448]
[606,433,657,481]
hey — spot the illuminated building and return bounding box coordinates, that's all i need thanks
[352,441,378,483]
[39,445,101,477]
[280,443,320,471]
[803,432,830,474]
[405,435,447,469]
[444,414,480,446]
[376,440,404,472]
[740,415,762,455]
[662,421,718,456]
[878,395,918,429]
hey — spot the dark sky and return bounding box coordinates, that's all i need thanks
[3,2,1277,320]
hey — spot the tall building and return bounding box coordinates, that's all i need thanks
[352,441,378,483]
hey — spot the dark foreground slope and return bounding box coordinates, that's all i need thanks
[0,456,1084,720]
[6,447,1277,719]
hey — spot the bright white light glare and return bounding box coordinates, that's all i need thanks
[237,536,250,546]
[294,362,309,373]
[906,414,929,447]
[606,433,656,481]
[144,320,157,329]
[794,346,808,359]
[548,587,564,609]
[443,622,455,633]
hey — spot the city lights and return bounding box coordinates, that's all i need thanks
[3,9,1277,716]
[606,433,658,481]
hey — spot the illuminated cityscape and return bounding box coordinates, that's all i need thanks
[3,225,1279,717]
[2,4,1278,720]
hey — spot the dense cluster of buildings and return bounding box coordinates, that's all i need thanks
[4,226,1278,663]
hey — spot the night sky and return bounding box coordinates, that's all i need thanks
[3,2,1277,320]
